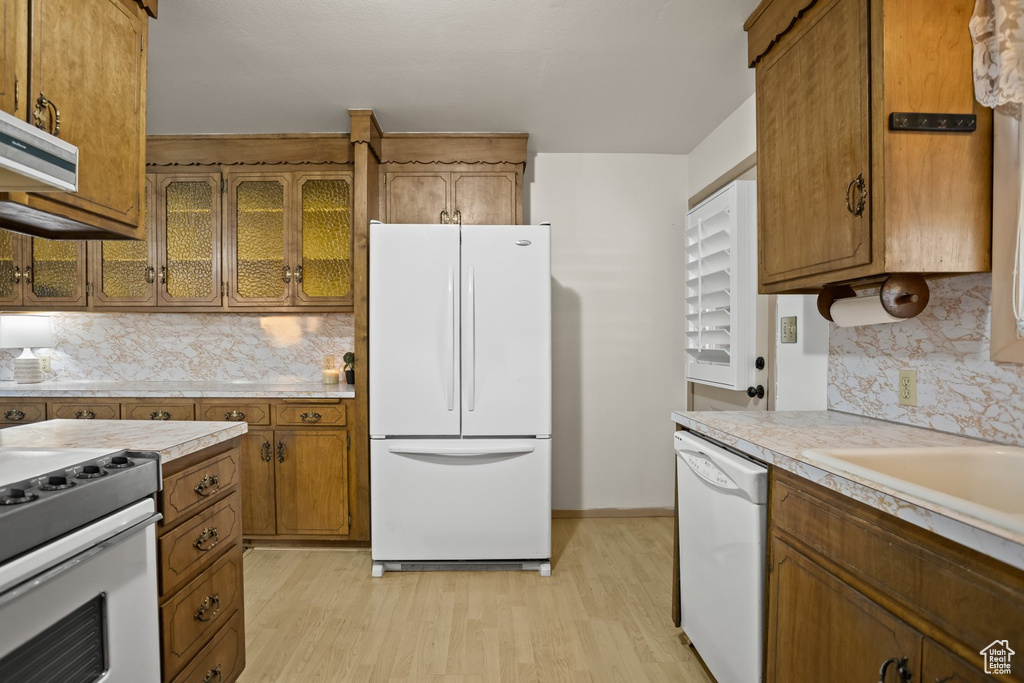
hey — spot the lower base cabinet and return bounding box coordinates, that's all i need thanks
[158,439,245,683]
[767,469,1024,683]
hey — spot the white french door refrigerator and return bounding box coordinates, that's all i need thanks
[369,221,552,577]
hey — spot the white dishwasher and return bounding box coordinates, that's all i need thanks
[675,430,768,683]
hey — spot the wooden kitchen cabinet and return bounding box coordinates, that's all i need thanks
[767,468,1024,682]
[746,0,992,293]
[240,429,276,536]
[0,0,151,240]
[0,230,87,307]
[90,175,157,306]
[274,428,350,536]
[224,167,353,308]
[156,173,223,308]
[767,536,922,681]
[383,164,521,225]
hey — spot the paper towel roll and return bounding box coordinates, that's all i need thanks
[830,295,905,327]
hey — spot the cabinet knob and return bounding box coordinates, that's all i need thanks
[746,385,765,399]
[755,356,765,370]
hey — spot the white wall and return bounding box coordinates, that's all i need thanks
[687,94,756,198]
[774,296,829,410]
[527,153,688,510]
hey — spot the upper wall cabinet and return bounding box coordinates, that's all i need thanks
[383,166,521,225]
[746,0,992,294]
[0,231,86,307]
[0,0,152,240]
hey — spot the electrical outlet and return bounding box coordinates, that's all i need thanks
[898,369,917,406]
[780,316,798,344]
[40,356,51,373]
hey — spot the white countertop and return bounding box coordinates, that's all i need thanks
[0,419,247,464]
[0,380,355,399]
[671,409,1024,571]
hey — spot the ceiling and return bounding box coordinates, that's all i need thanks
[146,0,760,154]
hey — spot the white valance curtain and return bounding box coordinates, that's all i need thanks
[971,0,1024,334]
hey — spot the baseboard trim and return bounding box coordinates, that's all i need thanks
[552,507,674,519]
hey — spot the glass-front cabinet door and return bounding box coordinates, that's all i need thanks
[24,237,87,307]
[294,171,353,306]
[225,170,291,307]
[92,176,158,306]
[156,173,222,307]
[0,230,24,306]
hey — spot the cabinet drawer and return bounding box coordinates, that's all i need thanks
[161,546,243,680]
[124,402,195,421]
[169,608,245,683]
[198,402,270,426]
[161,448,241,528]
[771,471,1024,657]
[0,402,45,425]
[275,402,346,426]
[47,401,120,420]
[159,491,241,596]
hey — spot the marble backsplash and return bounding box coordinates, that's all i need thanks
[828,273,1024,446]
[1,313,355,383]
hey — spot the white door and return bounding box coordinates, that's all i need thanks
[369,223,461,436]
[461,225,551,437]
[370,438,551,561]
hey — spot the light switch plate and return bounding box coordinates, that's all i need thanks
[898,369,917,406]
[780,316,798,344]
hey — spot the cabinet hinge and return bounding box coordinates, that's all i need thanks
[85,282,93,296]
[346,432,351,450]
[348,513,352,526]
[13,76,19,113]
[220,178,227,193]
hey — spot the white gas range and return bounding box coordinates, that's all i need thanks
[0,446,163,682]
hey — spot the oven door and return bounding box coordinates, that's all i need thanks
[0,499,161,683]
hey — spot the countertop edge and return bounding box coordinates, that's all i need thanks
[671,411,1024,573]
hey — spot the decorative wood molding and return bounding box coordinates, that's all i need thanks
[552,507,674,519]
[349,109,383,163]
[745,0,820,66]
[381,133,529,165]
[147,134,353,167]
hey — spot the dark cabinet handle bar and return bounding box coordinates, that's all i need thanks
[193,526,219,552]
[194,474,220,497]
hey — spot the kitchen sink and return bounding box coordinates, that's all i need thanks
[802,446,1024,533]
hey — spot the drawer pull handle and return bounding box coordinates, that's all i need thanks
[260,441,272,463]
[10,265,19,283]
[150,410,171,420]
[224,410,246,421]
[194,593,221,622]
[300,411,322,423]
[846,173,867,216]
[4,409,24,421]
[145,265,156,284]
[878,656,912,683]
[75,410,95,420]
[194,474,220,497]
[202,665,222,683]
[193,526,220,552]
[22,265,31,285]
[32,93,60,136]
[277,441,285,463]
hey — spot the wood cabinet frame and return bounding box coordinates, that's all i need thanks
[155,172,223,308]
[87,174,159,307]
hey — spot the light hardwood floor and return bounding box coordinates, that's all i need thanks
[238,518,712,682]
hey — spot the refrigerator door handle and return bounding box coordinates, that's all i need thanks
[467,265,476,411]
[388,445,535,457]
[446,265,455,411]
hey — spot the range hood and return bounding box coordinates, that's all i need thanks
[0,108,77,193]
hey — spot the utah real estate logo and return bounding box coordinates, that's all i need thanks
[980,640,1015,675]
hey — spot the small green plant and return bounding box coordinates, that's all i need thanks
[343,352,355,371]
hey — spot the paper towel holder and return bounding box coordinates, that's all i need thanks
[816,274,930,322]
